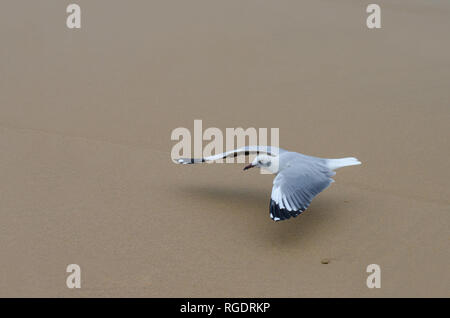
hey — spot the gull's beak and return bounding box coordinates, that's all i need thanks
[243,163,255,171]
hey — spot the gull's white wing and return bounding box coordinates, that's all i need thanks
[270,159,335,221]
[176,146,285,164]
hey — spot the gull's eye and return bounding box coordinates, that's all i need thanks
[258,160,262,164]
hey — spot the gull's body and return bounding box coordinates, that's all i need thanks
[177,146,361,221]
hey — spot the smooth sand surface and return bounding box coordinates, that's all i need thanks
[0,1,449,297]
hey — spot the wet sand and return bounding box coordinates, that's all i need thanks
[0,0,449,297]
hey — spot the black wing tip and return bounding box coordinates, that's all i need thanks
[176,158,206,164]
[269,199,305,222]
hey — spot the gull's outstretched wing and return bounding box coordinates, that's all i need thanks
[176,146,285,164]
[270,159,335,221]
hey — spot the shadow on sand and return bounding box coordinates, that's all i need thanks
[176,183,342,246]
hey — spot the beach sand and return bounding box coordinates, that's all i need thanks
[0,0,449,297]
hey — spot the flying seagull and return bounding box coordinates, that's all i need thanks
[176,146,361,221]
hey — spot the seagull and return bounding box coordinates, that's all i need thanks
[176,146,361,221]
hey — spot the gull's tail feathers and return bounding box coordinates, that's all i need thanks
[326,157,361,170]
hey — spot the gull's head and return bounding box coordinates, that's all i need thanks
[243,154,279,174]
